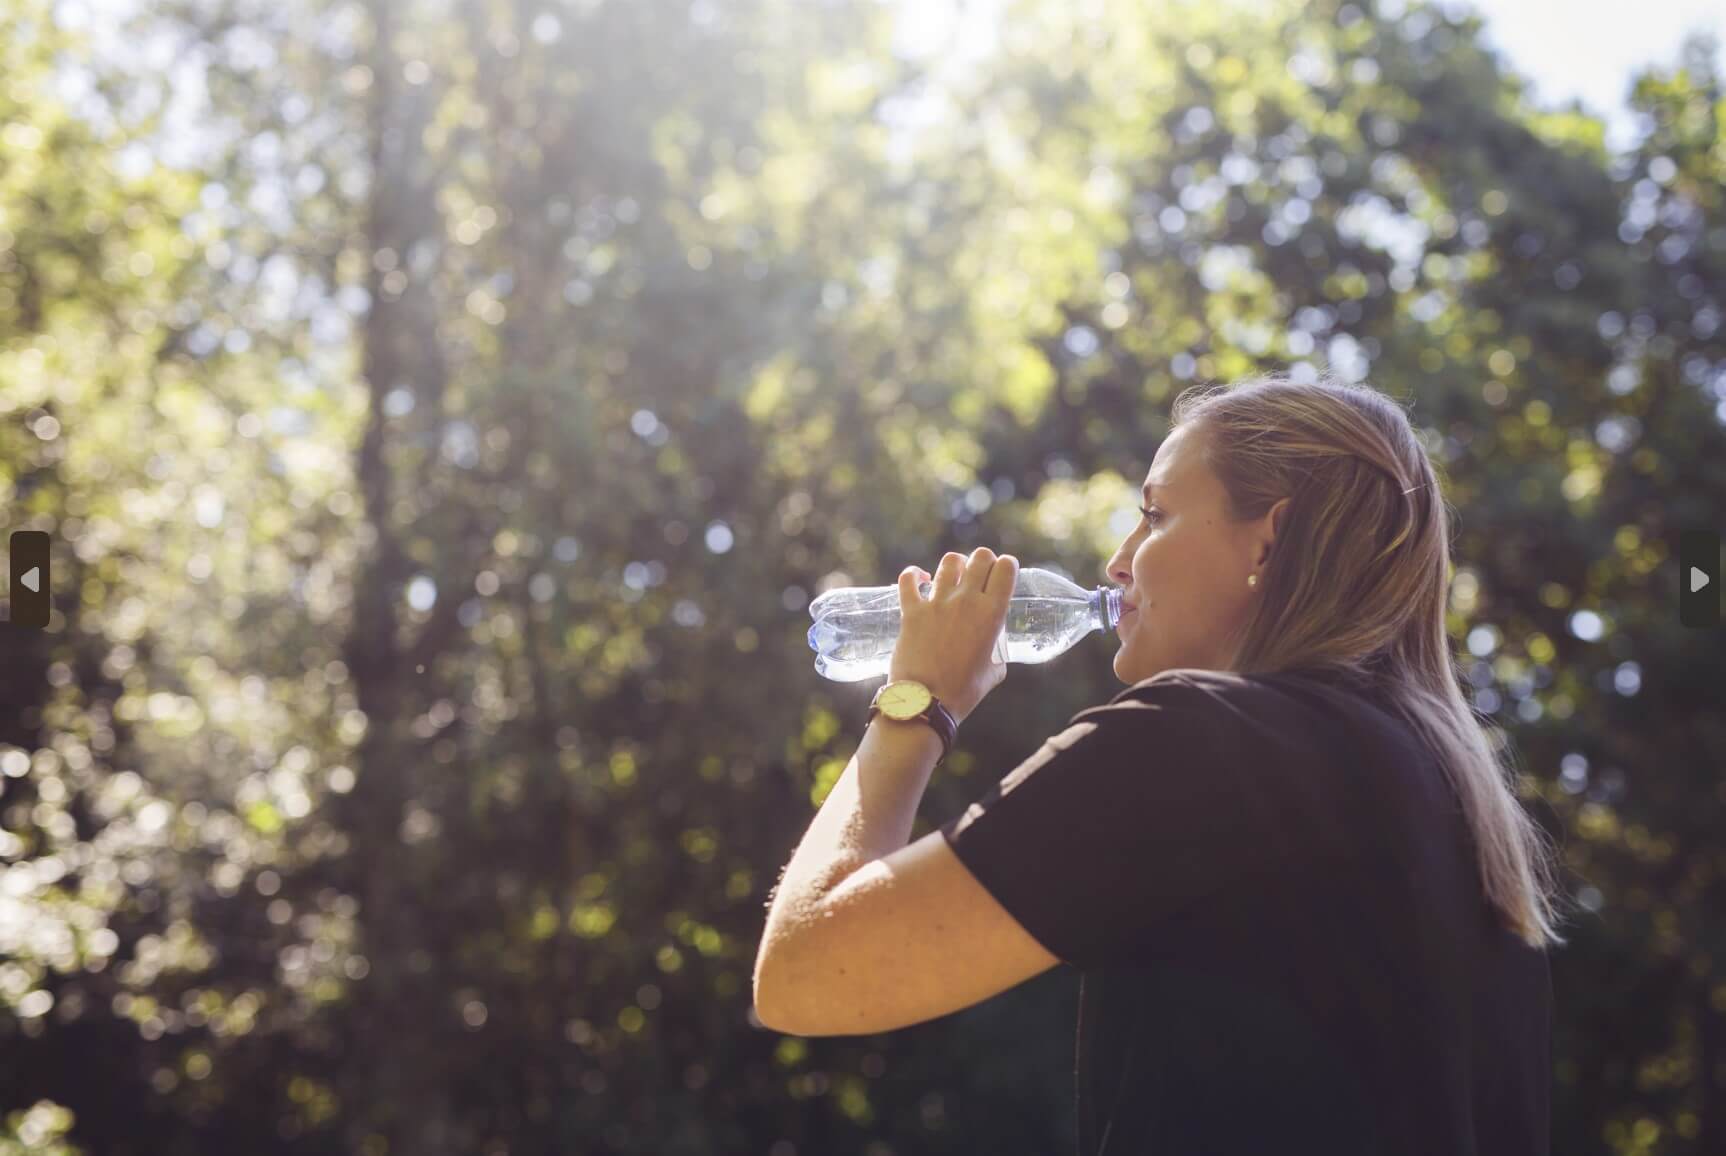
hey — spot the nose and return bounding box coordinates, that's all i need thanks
[1103,550,1131,590]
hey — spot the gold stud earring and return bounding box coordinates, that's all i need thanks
[1248,574,1258,588]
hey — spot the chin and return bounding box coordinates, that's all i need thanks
[1116,639,1178,684]
[1113,648,1152,685]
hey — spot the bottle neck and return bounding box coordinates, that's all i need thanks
[1094,587,1122,630]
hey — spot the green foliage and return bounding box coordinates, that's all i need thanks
[0,1101,83,1156]
[2,0,1724,1153]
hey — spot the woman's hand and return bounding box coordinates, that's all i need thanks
[889,548,1019,726]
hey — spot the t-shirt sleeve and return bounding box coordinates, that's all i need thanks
[938,674,1323,970]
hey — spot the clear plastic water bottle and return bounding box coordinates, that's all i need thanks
[805,566,1125,682]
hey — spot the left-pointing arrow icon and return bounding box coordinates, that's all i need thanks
[9,530,49,628]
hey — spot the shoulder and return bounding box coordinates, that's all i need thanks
[1075,667,1299,725]
[1067,667,1397,759]
[987,672,1249,788]
[1095,666,1399,718]
[1041,670,1283,768]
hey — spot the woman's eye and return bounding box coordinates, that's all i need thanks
[1138,506,1162,528]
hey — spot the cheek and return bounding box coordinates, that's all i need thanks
[1132,540,1199,601]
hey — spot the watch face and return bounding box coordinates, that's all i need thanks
[881,681,932,718]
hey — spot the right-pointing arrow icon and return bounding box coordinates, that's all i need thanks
[1681,531,1720,628]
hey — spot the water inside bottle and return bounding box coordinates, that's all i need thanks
[807,592,1114,683]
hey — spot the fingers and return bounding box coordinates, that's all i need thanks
[957,547,995,594]
[933,552,965,596]
[987,553,1018,598]
[899,565,927,606]
[925,548,1015,597]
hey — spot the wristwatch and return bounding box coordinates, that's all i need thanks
[866,680,958,765]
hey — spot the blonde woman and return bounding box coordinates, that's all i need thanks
[754,374,1569,1156]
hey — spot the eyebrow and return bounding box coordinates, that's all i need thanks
[1141,481,1170,500]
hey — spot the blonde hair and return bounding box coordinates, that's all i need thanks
[1171,372,1571,949]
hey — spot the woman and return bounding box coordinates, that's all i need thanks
[753,373,1569,1155]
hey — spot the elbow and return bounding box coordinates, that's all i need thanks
[755,971,862,1038]
[754,947,835,1036]
[752,960,799,1035]
[754,926,854,1037]
[751,937,791,1033]
[753,994,792,1035]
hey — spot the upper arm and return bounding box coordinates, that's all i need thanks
[754,828,1062,1037]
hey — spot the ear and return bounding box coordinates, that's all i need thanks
[1255,497,1291,567]
[1268,497,1291,537]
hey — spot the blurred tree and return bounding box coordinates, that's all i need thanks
[0,0,363,1152]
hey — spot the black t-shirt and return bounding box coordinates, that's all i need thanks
[938,666,1551,1156]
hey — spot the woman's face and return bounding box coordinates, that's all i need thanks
[1102,422,1284,684]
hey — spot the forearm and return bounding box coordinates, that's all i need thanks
[757,718,945,958]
